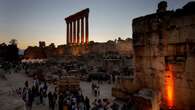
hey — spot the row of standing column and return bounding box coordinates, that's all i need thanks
[66,16,88,45]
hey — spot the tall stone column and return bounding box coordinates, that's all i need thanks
[85,15,89,45]
[73,20,76,44]
[65,8,89,46]
[77,19,80,44]
[66,22,69,44]
[81,17,84,45]
[70,22,72,44]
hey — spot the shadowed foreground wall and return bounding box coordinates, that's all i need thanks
[133,2,195,109]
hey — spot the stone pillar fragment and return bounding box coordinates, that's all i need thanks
[77,19,80,44]
[81,17,84,45]
[70,22,72,44]
[66,22,69,44]
[73,20,76,44]
[65,8,89,46]
[85,15,89,45]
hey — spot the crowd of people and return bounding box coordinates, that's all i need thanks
[15,76,92,110]
[57,90,90,110]
[13,75,130,110]
[91,98,119,110]
[18,76,49,110]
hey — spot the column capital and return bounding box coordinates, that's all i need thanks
[85,14,89,18]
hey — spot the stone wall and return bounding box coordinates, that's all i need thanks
[132,2,195,109]
[116,38,133,56]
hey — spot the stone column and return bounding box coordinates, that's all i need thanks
[85,15,89,45]
[66,22,69,44]
[73,20,76,44]
[70,22,72,44]
[81,17,84,45]
[77,19,80,44]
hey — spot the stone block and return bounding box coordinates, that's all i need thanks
[134,46,145,56]
[173,63,185,73]
[185,57,195,73]
[183,16,193,26]
[143,46,164,57]
[166,45,176,56]
[168,30,179,44]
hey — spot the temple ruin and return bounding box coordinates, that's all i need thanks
[65,8,89,46]
[111,1,195,110]
[132,1,195,109]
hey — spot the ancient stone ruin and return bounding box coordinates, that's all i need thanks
[133,1,195,109]
[65,8,89,46]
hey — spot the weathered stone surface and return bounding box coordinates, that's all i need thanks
[132,2,195,109]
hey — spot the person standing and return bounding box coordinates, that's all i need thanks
[48,92,53,110]
[52,92,57,110]
[39,87,44,105]
[94,87,97,97]
[42,80,48,105]
[85,96,90,110]
[23,80,30,110]
[78,101,85,110]
[58,93,64,110]
[27,89,33,110]
[22,87,29,110]
[97,86,100,97]
[43,81,48,92]
[91,83,95,95]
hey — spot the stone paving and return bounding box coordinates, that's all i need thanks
[0,72,115,110]
[30,81,115,110]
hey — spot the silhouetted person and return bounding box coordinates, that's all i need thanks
[58,93,64,110]
[22,87,28,110]
[43,81,48,92]
[48,92,53,110]
[94,87,97,97]
[27,89,33,110]
[31,86,36,97]
[25,81,29,88]
[39,87,44,105]
[52,92,57,110]
[112,74,115,83]
[85,96,90,110]
[111,103,119,110]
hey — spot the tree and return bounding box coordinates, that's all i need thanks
[9,39,18,45]
[6,39,19,62]
[118,37,122,41]
[88,41,95,45]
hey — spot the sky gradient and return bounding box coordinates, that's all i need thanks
[0,0,191,49]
